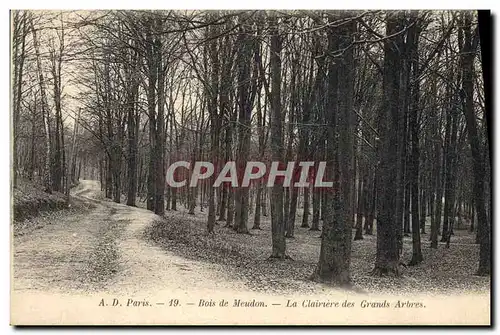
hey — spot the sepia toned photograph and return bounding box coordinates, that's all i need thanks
[10,9,491,326]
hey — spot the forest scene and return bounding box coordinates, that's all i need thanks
[11,9,491,301]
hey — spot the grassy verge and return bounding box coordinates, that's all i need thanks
[12,178,93,235]
[13,179,69,221]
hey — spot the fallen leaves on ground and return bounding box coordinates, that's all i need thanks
[13,197,95,237]
[146,211,490,295]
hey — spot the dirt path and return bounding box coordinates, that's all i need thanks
[12,180,247,296]
[11,181,491,325]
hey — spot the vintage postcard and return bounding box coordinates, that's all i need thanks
[10,9,491,326]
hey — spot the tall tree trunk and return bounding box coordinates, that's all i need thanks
[207,17,220,234]
[420,188,427,234]
[124,42,140,206]
[13,13,27,188]
[106,156,113,198]
[30,17,52,194]
[126,68,139,206]
[312,16,354,284]
[464,12,490,275]
[285,54,298,238]
[364,169,376,235]
[226,191,234,228]
[269,15,286,258]
[311,188,321,231]
[252,73,265,230]
[155,23,166,216]
[51,50,63,193]
[372,13,404,275]
[430,75,441,248]
[310,151,321,231]
[301,188,310,228]
[70,108,81,186]
[146,19,157,211]
[234,16,255,234]
[408,16,423,266]
[354,173,364,240]
[253,185,262,229]
[288,186,299,232]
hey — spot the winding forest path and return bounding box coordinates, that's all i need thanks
[13,179,246,298]
[11,181,490,325]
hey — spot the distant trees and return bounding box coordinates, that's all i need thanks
[30,14,53,194]
[13,11,71,194]
[12,11,28,189]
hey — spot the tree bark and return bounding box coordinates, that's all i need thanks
[372,13,404,276]
[30,16,52,194]
[408,15,423,265]
[312,15,354,285]
[269,15,286,258]
[155,20,166,216]
[463,12,490,275]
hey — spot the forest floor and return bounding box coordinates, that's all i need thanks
[12,178,73,223]
[12,179,490,298]
[146,201,491,296]
[12,180,248,297]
